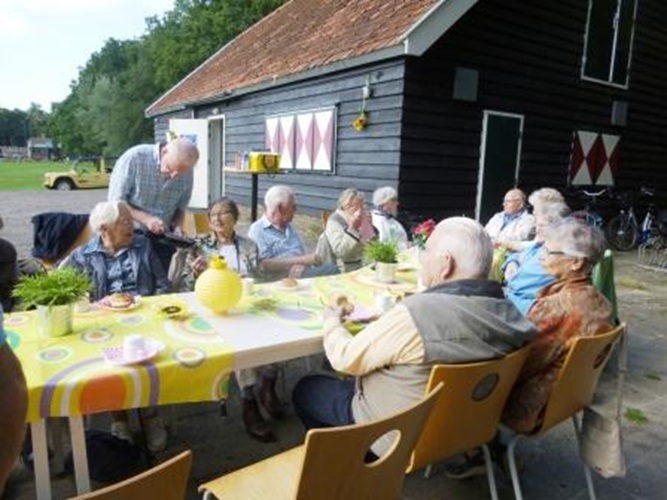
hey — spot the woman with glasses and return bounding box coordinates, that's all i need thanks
[502,217,614,434]
[170,197,283,443]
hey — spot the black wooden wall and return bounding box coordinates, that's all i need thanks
[156,61,407,216]
[400,0,667,221]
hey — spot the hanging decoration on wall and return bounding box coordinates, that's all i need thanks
[352,79,371,132]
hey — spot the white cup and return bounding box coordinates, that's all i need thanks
[242,277,255,296]
[123,334,146,360]
[375,292,394,312]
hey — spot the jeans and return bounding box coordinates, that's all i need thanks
[292,374,355,430]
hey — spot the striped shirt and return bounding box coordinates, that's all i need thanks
[108,144,193,228]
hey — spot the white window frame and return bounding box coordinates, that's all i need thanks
[265,106,337,174]
[581,0,638,89]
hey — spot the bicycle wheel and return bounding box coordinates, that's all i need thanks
[607,215,639,251]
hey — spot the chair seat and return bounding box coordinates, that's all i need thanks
[199,446,304,499]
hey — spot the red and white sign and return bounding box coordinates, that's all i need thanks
[570,131,620,186]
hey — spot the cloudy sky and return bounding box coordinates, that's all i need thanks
[0,0,175,111]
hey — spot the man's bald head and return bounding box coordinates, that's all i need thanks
[420,217,492,287]
[160,138,199,178]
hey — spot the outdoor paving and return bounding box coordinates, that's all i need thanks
[1,190,666,499]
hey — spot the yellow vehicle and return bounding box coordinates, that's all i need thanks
[44,157,114,191]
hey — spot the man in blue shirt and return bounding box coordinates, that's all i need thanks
[0,306,28,495]
[248,185,337,281]
[108,138,198,270]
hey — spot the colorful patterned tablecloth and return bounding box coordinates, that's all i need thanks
[6,264,419,423]
[6,295,234,422]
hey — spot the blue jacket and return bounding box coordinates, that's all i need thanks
[65,235,170,301]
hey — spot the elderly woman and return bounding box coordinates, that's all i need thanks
[170,197,282,443]
[504,202,571,315]
[371,186,408,248]
[62,200,169,452]
[502,218,614,434]
[170,197,258,290]
[321,188,375,272]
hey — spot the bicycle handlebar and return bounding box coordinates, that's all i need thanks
[579,188,608,198]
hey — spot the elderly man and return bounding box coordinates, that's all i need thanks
[108,138,199,270]
[292,217,536,456]
[62,200,170,452]
[0,306,28,496]
[248,185,337,281]
[485,188,535,246]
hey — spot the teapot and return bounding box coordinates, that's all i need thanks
[194,255,242,314]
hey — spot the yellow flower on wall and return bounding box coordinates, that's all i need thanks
[352,112,367,131]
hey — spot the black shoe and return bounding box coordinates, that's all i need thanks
[444,452,488,480]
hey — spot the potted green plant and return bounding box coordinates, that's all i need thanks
[365,240,399,283]
[12,267,91,337]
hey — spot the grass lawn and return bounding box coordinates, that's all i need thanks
[0,160,73,190]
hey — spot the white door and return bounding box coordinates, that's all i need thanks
[169,119,209,209]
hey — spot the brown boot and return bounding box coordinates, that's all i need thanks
[259,377,284,420]
[242,398,275,443]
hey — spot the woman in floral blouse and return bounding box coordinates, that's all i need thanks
[502,217,614,434]
[169,197,282,443]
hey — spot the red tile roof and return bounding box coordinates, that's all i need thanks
[146,0,444,116]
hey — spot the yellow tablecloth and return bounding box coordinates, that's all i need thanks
[5,295,233,422]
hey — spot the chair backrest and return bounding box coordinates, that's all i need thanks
[294,383,444,500]
[69,450,192,500]
[183,211,209,237]
[592,249,619,323]
[539,324,625,434]
[406,345,530,473]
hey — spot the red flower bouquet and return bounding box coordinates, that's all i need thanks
[412,219,436,249]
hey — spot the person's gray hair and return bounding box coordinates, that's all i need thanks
[528,188,564,211]
[337,188,364,210]
[89,200,129,233]
[372,186,398,208]
[535,201,571,225]
[436,217,493,278]
[548,217,607,267]
[264,185,295,211]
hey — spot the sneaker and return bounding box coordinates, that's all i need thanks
[144,416,167,453]
[444,452,488,480]
[110,421,133,444]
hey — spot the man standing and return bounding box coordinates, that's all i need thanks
[485,188,535,246]
[0,306,28,496]
[108,138,199,270]
[292,217,535,455]
[248,185,337,281]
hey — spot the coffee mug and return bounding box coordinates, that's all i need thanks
[123,334,146,360]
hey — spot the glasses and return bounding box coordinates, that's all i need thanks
[541,247,581,258]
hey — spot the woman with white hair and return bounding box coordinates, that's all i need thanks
[62,200,170,451]
[504,202,570,314]
[321,188,374,272]
[371,186,408,247]
[502,218,614,434]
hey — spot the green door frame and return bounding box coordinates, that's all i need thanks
[476,110,524,222]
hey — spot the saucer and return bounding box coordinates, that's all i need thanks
[102,339,165,366]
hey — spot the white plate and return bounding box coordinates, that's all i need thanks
[102,339,165,366]
[98,295,142,312]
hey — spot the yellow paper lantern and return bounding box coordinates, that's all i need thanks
[194,255,242,314]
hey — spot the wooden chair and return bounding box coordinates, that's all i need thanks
[198,383,445,500]
[183,211,209,238]
[406,345,531,500]
[68,450,192,500]
[504,324,626,500]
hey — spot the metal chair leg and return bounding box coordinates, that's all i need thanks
[571,415,597,500]
[506,434,523,500]
[481,443,499,500]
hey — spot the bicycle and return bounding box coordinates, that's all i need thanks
[569,187,607,228]
[606,187,666,252]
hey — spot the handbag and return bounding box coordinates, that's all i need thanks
[579,329,627,478]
